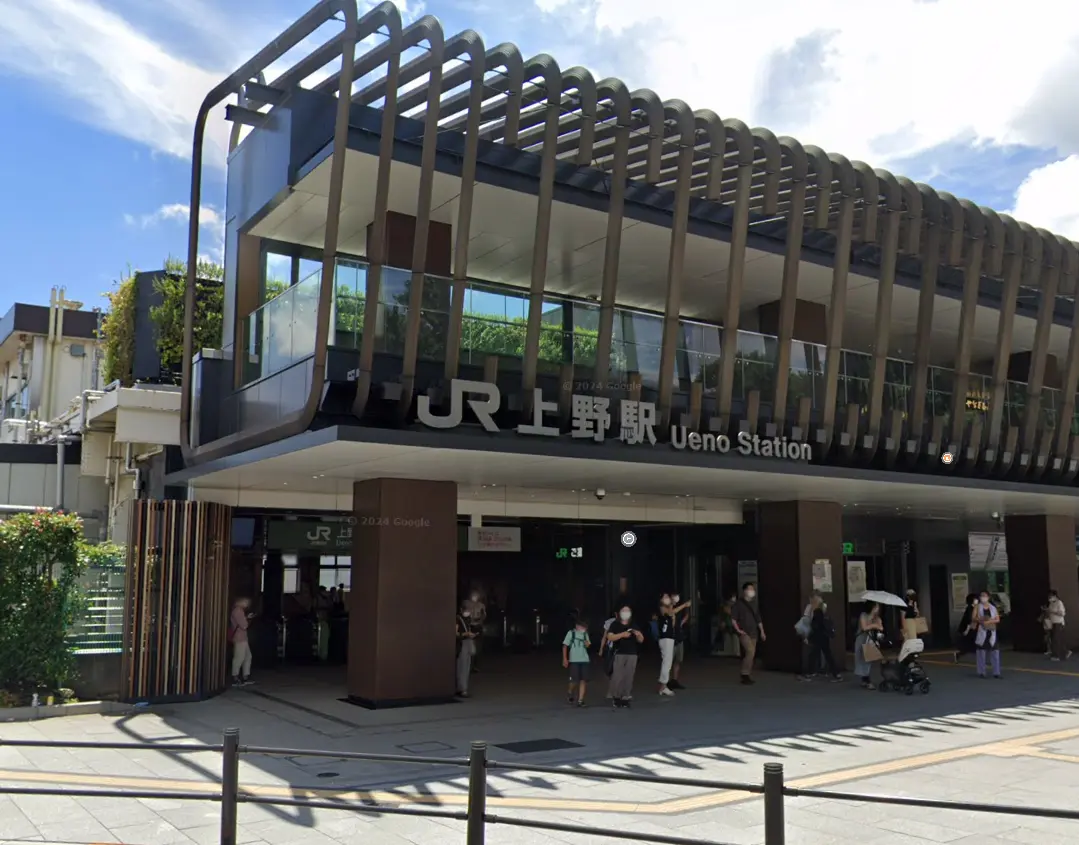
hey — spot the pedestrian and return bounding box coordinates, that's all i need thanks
[599,608,618,700]
[229,597,254,686]
[954,594,977,662]
[656,596,676,697]
[562,617,592,707]
[605,605,644,708]
[854,601,884,689]
[807,595,841,681]
[463,590,486,672]
[973,590,1002,679]
[1046,589,1071,662]
[456,604,478,698]
[731,582,765,686]
[670,592,691,689]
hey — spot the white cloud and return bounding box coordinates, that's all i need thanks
[0,0,236,166]
[526,0,1079,241]
[1009,156,1079,241]
[529,0,1079,165]
[125,203,225,262]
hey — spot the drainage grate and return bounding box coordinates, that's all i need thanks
[494,738,584,754]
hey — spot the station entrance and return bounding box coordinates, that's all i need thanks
[228,511,758,675]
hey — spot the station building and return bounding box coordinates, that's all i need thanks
[138,0,1079,706]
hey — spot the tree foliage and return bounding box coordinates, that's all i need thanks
[0,511,88,701]
[151,257,225,378]
[99,258,224,386]
[99,269,137,387]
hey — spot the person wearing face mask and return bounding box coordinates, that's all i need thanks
[1045,589,1071,662]
[606,605,645,707]
[562,617,592,707]
[656,596,677,697]
[973,591,1002,679]
[456,603,478,698]
[463,590,486,673]
[670,593,691,690]
[731,582,766,686]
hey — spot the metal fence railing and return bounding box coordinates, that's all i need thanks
[2,731,1079,845]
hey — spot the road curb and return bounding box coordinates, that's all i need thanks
[0,700,128,723]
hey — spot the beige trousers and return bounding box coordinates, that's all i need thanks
[739,633,757,676]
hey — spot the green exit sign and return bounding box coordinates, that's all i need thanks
[842,542,854,555]
[556,547,584,560]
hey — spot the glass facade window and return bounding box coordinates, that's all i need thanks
[319,555,352,590]
[235,251,1079,435]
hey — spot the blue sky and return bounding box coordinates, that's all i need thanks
[0,0,1076,316]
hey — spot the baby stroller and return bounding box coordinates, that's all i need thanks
[878,638,931,695]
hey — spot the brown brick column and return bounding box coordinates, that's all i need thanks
[1004,514,1079,652]
[348,478,458,707]
[757,501,845,673]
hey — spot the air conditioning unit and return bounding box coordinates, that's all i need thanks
[70,344,87,357]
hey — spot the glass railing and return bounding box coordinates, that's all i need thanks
[237,257,1079,434]
[242,267,321,384]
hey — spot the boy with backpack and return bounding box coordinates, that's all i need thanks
[562,617,592,707]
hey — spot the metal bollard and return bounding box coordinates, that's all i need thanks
[466,741,488,845]
[763,762,785,845]
[220,728,240,845]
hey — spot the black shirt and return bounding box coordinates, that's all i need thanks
[657,614,675,639]
[607,621,641,655]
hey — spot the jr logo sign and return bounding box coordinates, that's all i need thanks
[417,379,501,433]
[306,525,333,544]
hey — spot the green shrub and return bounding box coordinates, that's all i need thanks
[0,510,88,700]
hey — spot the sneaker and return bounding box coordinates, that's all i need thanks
[740,676,754,686]
[568,694,575,705]
[231,677,241,686]
[1068,651,1073,660]
[797,675,813,682]
[457,691,470,698]
[659,687,675,697]
[241,679,254,686]
[1051,657,1061,662]
[577,701,588,708]
[830,675,843,683]
[668,680,685,690]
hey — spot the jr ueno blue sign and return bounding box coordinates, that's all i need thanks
[416,379,812,462]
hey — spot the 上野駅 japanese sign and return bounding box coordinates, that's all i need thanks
[416,379,812,461]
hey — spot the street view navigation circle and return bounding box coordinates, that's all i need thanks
[620,530,637,548]
[941,451,954,465]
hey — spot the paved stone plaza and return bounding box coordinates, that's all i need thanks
[2,653,1079,845]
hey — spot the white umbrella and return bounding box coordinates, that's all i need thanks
[858,590,908,608]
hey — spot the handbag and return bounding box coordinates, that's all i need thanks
[604,646,616,677]
[914,616,929,635]
[862,641,883,663]
[794,616,811,639]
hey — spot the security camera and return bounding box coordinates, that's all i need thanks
[595,487,607,500]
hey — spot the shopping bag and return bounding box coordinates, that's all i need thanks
[862,641,883,663]
[914,616,929,635]
[794,616,811,639]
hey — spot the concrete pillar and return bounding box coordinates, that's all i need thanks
[1004,514,1079,652]
[757,501,845,673]
[348,478,458,707]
